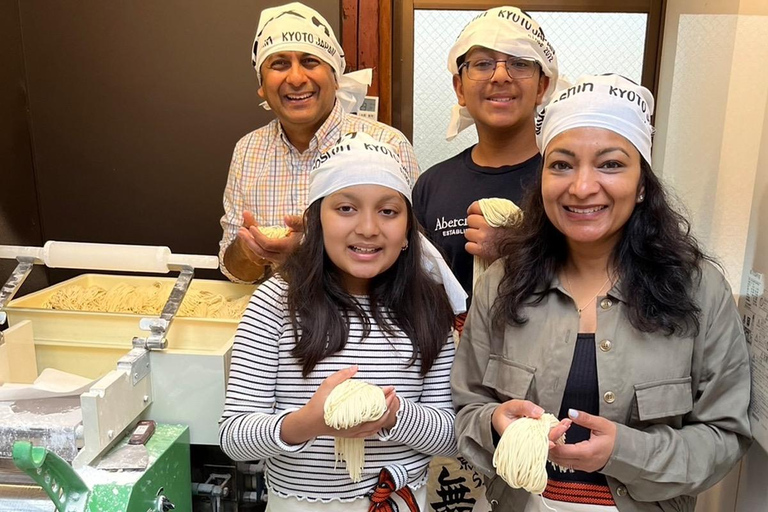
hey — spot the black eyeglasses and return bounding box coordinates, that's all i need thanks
[459,57,539,81]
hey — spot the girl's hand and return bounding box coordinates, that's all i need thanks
[281,366,357,444]
[548,409,617,472]
[492,399,571,448]
[336,386,399,439]
[280,367,398,444]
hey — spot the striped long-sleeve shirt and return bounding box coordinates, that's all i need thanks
[219,276,457,503]
[218,101,420,283]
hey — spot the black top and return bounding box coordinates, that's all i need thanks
[412,146,540,304]
[547,333,610,487]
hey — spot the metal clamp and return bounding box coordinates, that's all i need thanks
[117,347,151,386]
[192,473,232,512]
[0,258,36,343]
[134,266,195,350]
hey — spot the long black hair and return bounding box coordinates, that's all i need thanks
[280,198,455,377]
[494,159,710,337]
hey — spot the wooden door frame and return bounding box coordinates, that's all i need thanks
[341,0,394,125]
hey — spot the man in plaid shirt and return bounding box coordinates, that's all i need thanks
[219,2,419,283]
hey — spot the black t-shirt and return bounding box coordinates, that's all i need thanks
[412,146,540,303]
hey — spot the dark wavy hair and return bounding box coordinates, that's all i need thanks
[493,159,710,337]
[280,199,455,377]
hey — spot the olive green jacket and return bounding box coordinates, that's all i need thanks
[452,260,752,512]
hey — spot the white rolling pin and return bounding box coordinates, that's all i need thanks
[0,241,219,273]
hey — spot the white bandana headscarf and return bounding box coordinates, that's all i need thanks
[446,6,559,140]
[535,74,655,164]
[309,132,468,314]
[252,2,371,113]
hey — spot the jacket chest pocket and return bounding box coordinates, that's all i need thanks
[482,355,536,402]
[630,376,693,429]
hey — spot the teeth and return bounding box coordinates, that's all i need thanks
[287,92,313,100]
[351,246,379,254]
[488,97,512,102]
[567,206,605,214]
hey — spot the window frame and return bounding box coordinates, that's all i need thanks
[391,0,666,140]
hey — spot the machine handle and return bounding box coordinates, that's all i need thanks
[13,441,90,512]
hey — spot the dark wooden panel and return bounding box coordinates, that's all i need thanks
[342,0,359,69]
[359,0,381,96]
[0,0,48,294]
[392,0,415,140]
[378,0,393,124]
[17,0,339,282]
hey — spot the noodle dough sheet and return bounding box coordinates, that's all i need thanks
[0,368,93,402]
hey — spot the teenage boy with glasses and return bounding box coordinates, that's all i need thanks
[413,6,558,313]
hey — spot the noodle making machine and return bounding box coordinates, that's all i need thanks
[0,241,260,511]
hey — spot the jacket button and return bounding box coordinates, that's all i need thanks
[599,339,613,352]
[600,298,613,309]
[616,486,627,497]
[603,391,616,404]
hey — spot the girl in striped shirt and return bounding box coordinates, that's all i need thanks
[219,132,465,511]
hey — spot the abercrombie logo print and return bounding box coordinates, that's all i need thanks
[435,217,468,237]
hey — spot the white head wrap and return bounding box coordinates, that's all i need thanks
[252,2,371,113]
[309,132,468,314]
[446,6,559,140]
[535,74,655,164]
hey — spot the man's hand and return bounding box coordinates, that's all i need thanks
[464,201,502,262]
[238,212,304,266]
[548,409,617,472]
[223,211,304,282]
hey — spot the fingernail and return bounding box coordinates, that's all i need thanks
[533,406,544,416]
[568,409,579,419]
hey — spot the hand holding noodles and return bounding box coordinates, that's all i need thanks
[257,226,292,239]
[323,379,387,482]
[493,412,568,494]
[473,198,523,288]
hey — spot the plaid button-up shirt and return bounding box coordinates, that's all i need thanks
[219,101,420,282]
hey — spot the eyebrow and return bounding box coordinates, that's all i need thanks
[548,148,575,157]
[267,52,316,61]
[334,191,403,203]
[596,147,631,158]
[547,147,631,158]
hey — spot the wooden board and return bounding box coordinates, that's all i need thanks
[0,320,38,384]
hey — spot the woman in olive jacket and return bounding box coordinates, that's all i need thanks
[451,74,752,512]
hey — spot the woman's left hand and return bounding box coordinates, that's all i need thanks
[548,409,617,473]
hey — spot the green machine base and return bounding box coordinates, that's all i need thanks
[13,424,192,512]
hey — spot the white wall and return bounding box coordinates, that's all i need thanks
[654,1,768,511]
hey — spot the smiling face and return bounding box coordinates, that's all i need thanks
[542,127,644,253]
[258,51,338,134]
[320,185,409,295]
[453,46,549,133]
